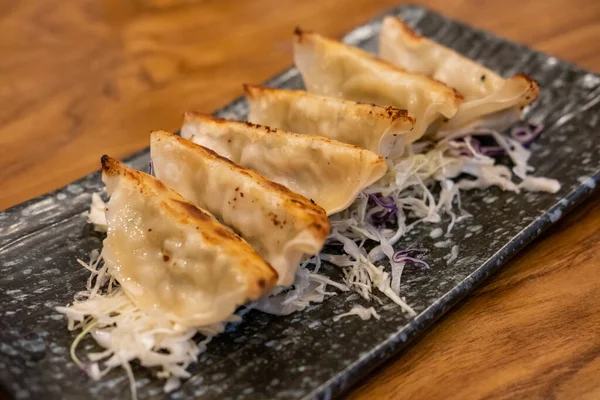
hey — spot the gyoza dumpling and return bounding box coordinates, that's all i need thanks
[181,113,388,216]
[245,84,416,157]
[100,156,277,327]
[293,28,462,144]
[151,131,329,286]
[379,16,539,133]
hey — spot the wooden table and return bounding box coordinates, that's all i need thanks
[1,0,599,398]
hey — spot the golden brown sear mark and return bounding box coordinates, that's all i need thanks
[101,155,120,176]
[399,21,423,40]
[242,83,253,95]
[239,120,278,133]
[268,211,282,227]
[101,156,147,189]
[451,87,464,101]
[213,226,240,241]
[173,199,211,222]
[151,178,168,191]
[384,107,414,123]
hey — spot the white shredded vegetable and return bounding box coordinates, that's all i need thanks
[87,193,108,232]
[333,305,381,322]
[445,245,459,265]
[519,176,561,193]
[325,128,559,317]
[251,259,347,315]
[56,250,223,400]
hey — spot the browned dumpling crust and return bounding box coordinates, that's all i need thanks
[150,131,330,286]
[101,156,277,327]
[245,84,415,157]
[181,113,388,216]
[293,28,462,144]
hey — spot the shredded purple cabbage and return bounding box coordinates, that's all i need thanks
[368,194,398,225]
[457,123,544,157]
[392,249,430,268]
[393,256,430,268]
[393,249,427,257]
[478,141,504,157]
[368,194,395,209]
[510,122,544,146]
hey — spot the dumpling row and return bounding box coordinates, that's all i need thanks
[100,117,391,327]
[292,22,538,140]
[99,18,538,328]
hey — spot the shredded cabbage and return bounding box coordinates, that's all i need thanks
[519,176,561,193]
[445,245,459,265]
[250,258,348,315]
[56,250,223,400]
[333,305,381,322]
[87,193,108,232]
[325,127,559,317]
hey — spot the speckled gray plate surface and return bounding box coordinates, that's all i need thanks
[1,4,599,400]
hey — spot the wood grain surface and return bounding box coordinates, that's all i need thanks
[1,0,599,399]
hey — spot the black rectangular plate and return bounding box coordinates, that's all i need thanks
[1,4,599,400]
